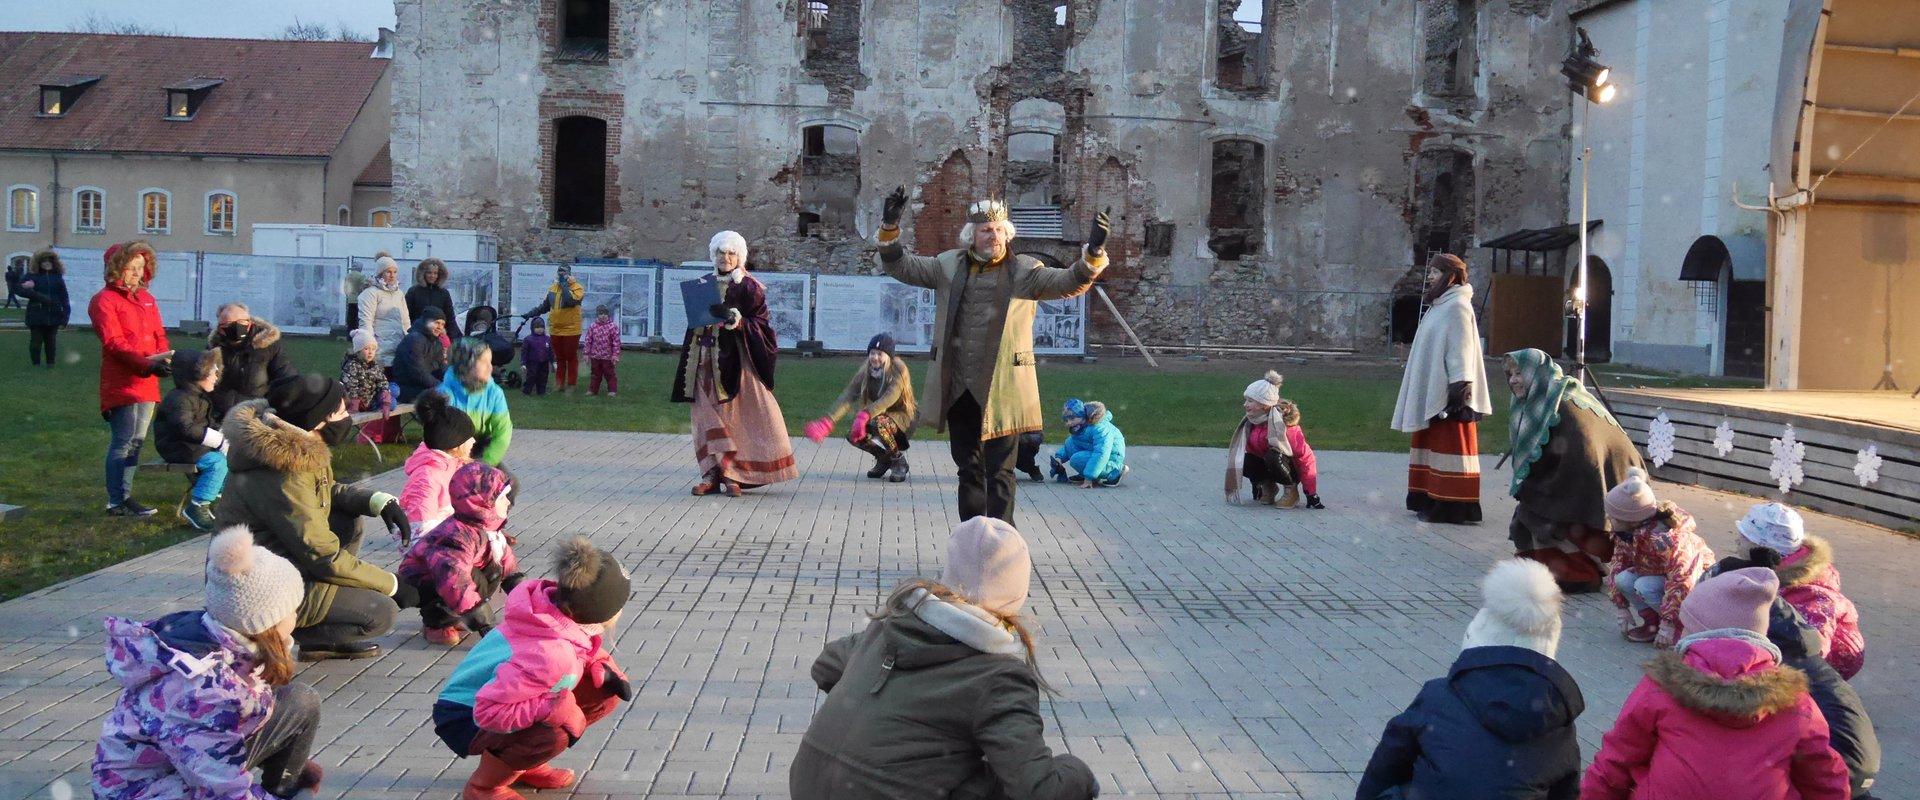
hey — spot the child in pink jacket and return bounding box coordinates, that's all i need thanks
[1604,467,1714,647]
[1735,502,1867,679]
[583,306,621,397]
[431,537,631,800]
[1581,567,1850,800]
[399,390,476,539]
[399,462,522,646]
[1276,400,1323,509]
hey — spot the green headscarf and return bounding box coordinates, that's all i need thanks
[1504,348,1620,496]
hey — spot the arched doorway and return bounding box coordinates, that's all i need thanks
[1565,255,1612,363]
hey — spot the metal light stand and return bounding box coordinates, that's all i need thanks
[1571,92,1614,413]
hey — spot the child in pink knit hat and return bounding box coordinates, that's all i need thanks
[1602,467,1713,647]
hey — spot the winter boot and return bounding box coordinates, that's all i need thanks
[179,498,218,532]
[1021,464,1045,482]
[424,626,466,646]
[108,500,158,518]
[1304,494,1326,509]
[1101,465,1130,486]
[1278,485,1301,509]
[462,754,526,800]
[514,763,577,790]
[864,448,891,479]
[887,454,909,483]
[1625,609,1661,643]
[1253,482,1277,505]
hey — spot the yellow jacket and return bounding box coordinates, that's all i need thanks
[533,279,587,335]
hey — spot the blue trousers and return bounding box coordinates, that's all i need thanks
[191,450,229,503]
[104,402,155,506]
[1055,451,1123,483]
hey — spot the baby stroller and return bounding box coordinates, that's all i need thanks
[464,306,524,388]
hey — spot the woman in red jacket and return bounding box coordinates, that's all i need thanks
[89,242,173,517]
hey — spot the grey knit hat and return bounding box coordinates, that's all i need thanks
[205,527,305,635]
[941,517,1032,616]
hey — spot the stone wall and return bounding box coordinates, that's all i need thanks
[392,0,1576,352]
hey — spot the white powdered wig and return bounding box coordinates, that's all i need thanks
[709,230,748,264]
[1461,559,1564,658]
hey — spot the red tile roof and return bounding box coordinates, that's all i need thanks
[0,32,388,159]
[355,143,392,186]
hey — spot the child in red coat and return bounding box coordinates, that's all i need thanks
[1733,502,1867,679]
[399,462,521,646]
[1582,567,1851,800]
[1604,468,1714,647]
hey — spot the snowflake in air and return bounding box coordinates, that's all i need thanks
[1853,445,1883,487]
[1647,410,1677,468]
[1769,424,1806,494]
[1713,419,1736,457]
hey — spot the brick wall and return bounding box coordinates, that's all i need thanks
[538,91,624,227]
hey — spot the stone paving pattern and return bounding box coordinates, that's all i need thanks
[1,431,1914,799]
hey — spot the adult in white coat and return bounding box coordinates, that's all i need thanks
[1391,253,1492,524]
[355,255,411,368]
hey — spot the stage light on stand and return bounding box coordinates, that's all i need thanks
[1563,26,1615,396]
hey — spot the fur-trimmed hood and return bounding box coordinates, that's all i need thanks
[413,258,448,288]
[1774,535,1834,589]
[207,318,282,351]
[221,399,330,474]
[1645,637,1809,726]
[30,249,63,275]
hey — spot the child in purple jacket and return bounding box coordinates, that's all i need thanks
[399,462,523,646]
[520,316,552,397]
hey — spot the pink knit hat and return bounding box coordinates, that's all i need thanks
[1605,467,1659,524]
[941,517,1032,616]
[1679,567,1779,636]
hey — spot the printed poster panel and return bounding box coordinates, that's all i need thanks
[813,275,935,354]
[199,254,348,335]
[55,247,200,328]
[661,266,811,348]
[1033,295,1086,355]
[509,263,656,343]
[351,257,499,332]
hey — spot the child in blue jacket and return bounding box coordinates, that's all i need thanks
[1049,398,1128,488]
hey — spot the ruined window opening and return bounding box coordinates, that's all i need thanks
[1215,0,1271,95]
[559,0,610,61]
[552,115,608,228]
[1411,148,1475,265]
[798,123,859,235]
[1421,0,1478,98]
[1053,5,1067,25]
[801,2,830,59]
[1144,222,1175,257]
[1006,132,1061,208]
[1207,139,1266,260]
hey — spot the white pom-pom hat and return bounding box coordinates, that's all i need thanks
[205,526,305,635]
[1461,559,1564,658]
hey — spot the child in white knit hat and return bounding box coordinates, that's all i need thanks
[1602,467,1713,647]
[1731,502,1866,678]
[790,517,1098,799]
[93,527,324,799]
[1225,370,1298,505]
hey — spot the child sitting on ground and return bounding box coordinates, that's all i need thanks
[92,528,324,800]
[583,306,621,397]
[154,349,227,532]
[789,517,1098,799]
[1581,567,1850,799]
[1603,467,1713,647]
[1225,370,1304,506]
[400,390,477,539]
[433,537,631,800]
[1732,502,1866,679]
[400,461,522,646]
[1049,398,1129,487]
[1276,399,1323,509]
[1357,559,1584,799]
[519,317,552,397]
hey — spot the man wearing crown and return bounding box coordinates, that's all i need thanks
[874,187,1110,524]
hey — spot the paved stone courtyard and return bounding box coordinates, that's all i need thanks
[2,431,1914,799]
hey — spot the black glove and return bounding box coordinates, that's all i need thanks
[881,186,908,225]
[378,502,412,543]
[1445,381,1471,413]
[391,580,421,610]
[707,303,728,319]
[1087,208,1111,252]
[501,572,526,593]
[150,356,174,378]
[602,664,633,702]
[460,602,499,636]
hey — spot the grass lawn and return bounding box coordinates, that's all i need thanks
[6,328,1684,599]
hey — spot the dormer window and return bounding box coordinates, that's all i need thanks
[163,78,223,120]
[38,76,101,117]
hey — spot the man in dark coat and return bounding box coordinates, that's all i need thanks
[392,307,449,403]
[208,303,297,422]
[1358,560,1583,800]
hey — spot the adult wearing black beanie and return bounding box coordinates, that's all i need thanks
[217,374,420,660]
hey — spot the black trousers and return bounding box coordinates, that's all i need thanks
[245,682,321,796]
[295,517,398,650]
[27,325,56,365]
[946,391,1020,524]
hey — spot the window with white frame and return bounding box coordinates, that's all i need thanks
[206,191,236,235]
[368,207,393,227]
[140,189,171,233]
[74,187,105,233]
[7,185,39,232]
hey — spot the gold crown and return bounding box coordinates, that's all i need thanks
[967,200,1009,224]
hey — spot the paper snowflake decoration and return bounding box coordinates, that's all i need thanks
[1854,445,1883,487]
[1712,419,1736,457]
[1647,410,1677,468]
[1769,424,1806,494]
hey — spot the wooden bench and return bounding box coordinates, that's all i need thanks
[350,402,415,429]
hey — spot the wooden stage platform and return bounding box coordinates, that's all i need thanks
[1609,388,1920,530]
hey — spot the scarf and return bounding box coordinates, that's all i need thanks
[1506,348,1621,495]
[1224,407,1291,502]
